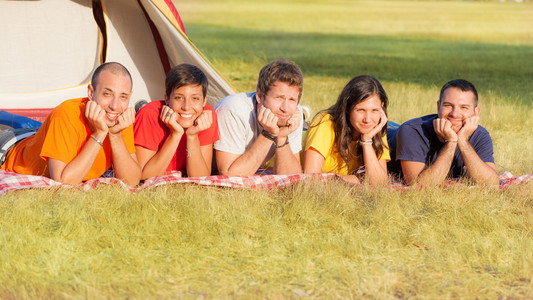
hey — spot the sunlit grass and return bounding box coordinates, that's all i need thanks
[0,0,532,298]
[0,182,532,298]
[178,0,533,46]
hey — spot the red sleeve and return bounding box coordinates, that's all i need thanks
[133,101,167,151]
[198,104,220,146]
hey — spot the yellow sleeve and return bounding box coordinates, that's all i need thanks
[378,132,391,161]
[304,114,336,159]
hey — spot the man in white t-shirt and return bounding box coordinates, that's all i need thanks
[214,59,304,176]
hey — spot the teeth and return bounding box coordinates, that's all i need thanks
[179,114,193,118]
[106,112,118,119]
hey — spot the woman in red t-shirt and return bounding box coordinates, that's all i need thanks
[133,64,219,179]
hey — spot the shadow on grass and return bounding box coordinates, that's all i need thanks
[186,25,533,105]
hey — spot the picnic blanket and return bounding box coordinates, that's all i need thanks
[0,170,531,196]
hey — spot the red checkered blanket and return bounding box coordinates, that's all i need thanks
[0,170,531,196]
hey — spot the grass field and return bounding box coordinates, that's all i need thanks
[0,0,532,298]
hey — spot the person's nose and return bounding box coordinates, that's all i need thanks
[279,100,288,113]
[108,96,120,111]
[181,98,191,110]
[362,111,370,123]
[448,106,459,118]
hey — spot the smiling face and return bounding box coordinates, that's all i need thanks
[257,81,300,127]
[348,93,383,139]
[165,84,206,129]
[88,70,132,128]
[437,87,480,133]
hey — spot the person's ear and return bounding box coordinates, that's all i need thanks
[475,106,480,116]
[87,84,94,101]
[256,91,263,105]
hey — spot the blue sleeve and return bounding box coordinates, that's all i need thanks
[471,127,495,163]
[395,123,430,163]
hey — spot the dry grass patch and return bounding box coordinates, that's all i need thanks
[0,181,531,298]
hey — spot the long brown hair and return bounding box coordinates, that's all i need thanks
[316,75,389,170]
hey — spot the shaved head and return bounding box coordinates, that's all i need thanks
[91,62,132,90]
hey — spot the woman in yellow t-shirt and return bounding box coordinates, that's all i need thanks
[303,75,390,185]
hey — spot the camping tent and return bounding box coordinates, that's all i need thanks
[0,0,236,122]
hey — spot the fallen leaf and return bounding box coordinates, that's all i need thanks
[292,289,307,297]
[243,229,262,238]
[94,215,107,223]
[412,243,431,250]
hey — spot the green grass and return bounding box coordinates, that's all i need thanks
[1,0,532,298]
[188,26,533,104]
[1,183,532,298]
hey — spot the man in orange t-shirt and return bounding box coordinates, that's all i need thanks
[1,62,141,186]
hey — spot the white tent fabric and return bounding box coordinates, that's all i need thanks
[0,0,235,117]
[0,0,99,110]
[140,0,235,107]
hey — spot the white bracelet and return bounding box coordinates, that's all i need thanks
[91,135,103,147]
[359,139,373,145]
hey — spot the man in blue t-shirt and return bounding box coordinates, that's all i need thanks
[388,79,498,185]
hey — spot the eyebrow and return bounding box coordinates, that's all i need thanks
[175,93,202,97]
[103,88,130,97]
[273,94,297,101]
[442,101,470,107]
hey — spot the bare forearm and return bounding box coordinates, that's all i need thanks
[361,144,387,185]
[413,142,456,185]
[140,133,182,180]
[52,133,105,184]
[223,136,273,176]
[273,136,301,174]
[109,133,141,186]
[185,135,211,177]
[458,140,499,185]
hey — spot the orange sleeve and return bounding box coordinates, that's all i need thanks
[4,99,133,180]
[121,124,136,155]
[1,98,89,177]
[40,100,87,164]
[40,98,113,181]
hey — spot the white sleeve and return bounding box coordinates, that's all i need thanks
[288,110,304,154]
[214,107,248,155]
